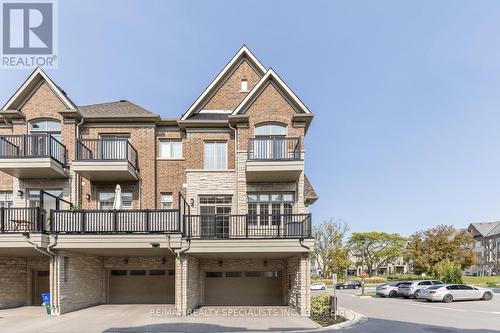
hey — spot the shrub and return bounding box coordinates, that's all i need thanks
[310,295,331,316]
[434,259,463,284]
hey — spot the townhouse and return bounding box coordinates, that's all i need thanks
[467,222,500,276]
[0,46,318,315]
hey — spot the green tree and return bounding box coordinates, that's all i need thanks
[348,232,408,276]
[407,225,475,276]
[313,218,350,277]
[435,259,463,284]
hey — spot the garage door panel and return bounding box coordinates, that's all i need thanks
[204,272,283,306]
[109,270,174,304]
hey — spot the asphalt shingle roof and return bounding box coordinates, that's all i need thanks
[78,100,158,118]
[304,175,318,204]
[470,222,500,237]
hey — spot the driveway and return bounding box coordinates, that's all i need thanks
[0,305,320,333]
[314,288,500,332]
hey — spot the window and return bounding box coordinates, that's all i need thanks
[29,119,62,142]
[199,195,232,238]
[130,270,147,276]
[161,193,173,209]
[240,79,248,92]
[0,191,13,208]
[111,270,127,276]
[27,189,63,208]
[206,272,223,278]
[247,193,294,225]
[149,270,166,276]
[254,124,287,136]
[225,271,242,278]
[159,140,182,159]
[98,191,133,210]
[204,141,227,169]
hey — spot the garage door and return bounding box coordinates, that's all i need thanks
[204,271,283,305]
[109,269,174,304]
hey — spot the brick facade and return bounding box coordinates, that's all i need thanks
[0,48,315,316]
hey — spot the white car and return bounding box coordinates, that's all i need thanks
[418,284,494,303]
[310,282,327,290]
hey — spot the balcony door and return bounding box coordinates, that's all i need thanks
[99,134,130,160]
[28,119,61,157]
[199,195,232,239]
[253,124,287,159]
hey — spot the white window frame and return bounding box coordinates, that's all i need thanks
[204,141,228,169]
[0,191,13,208]
[161,193,173,209]
[158,140,183,159]
[240,79,248,92]
[98,191,133,210]
[254,124,288,136]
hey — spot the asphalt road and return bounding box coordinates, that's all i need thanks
[312,288,500,332]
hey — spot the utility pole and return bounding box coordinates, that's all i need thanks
[361,239,366,296]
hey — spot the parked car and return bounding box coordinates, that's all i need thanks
[418,284,494,303]
[336,280,362,289]
[376,281,405,297]
[398,280,443,298]
[310,282,327,290]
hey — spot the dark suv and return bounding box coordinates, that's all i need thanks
[335,280,362,289]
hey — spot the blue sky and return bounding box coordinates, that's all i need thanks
[2,0,500,235]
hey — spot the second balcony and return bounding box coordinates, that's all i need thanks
[246,137,303,182]
[0,134,68,178]
[72,138,139,182]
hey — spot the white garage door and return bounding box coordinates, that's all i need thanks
[204,271,284,306]
[109,269,174,304]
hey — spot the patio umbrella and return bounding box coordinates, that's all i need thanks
[112,184,122,210]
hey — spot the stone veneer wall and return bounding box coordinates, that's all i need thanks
[0,257,49,308]
[186,170,236,214]
[286,254,311,315]
[175,254,200,315]
[55,251,105,314]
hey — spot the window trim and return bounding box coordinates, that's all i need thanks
[203,141,228,170]
[160,192,173,209]
[254,123,288,137]
[158,139,183,160]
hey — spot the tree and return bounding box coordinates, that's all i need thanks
[313,218,350,277]
[348,232,408,276]
[407,225,475,276]
[435,259,463,284]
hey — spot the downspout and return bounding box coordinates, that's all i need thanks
[24,234,58,313]
[299,237,310,251]
[228,122,238,213]
[75,116,84,207]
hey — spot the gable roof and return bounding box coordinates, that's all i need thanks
[181,45,266,120]
[78,100,158,119]
[469,222,500,237]
[304,175,319,205]
[2,67,77,111]
[231,68,311,116]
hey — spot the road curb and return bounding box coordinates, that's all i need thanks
[308,307,366,331]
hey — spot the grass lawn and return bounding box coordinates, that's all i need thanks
[463,275,500,287]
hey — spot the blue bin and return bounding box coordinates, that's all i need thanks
[40,293,50,304]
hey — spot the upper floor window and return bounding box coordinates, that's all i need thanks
[98,191,133,210]
[159,140,182,159]
[29,119,61,141]
[27,189,63,208]
[0,191,13,208]
[254,124,287,137]
[161,193,173,209]
[241,79,248,92]
[204,141,227,169]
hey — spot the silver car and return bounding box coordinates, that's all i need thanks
[419,284,494,303]
[398,280,443,298]
[376,281,405,297]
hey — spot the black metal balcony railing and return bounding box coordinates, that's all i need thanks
[0,207,43,233]
[75,138,138,170]
[0,134,67,166]
[51,209,180,233]
[247,137,301,161]
[185,213,311,239]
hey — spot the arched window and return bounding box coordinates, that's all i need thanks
[29,119,62,141]
[254,123,287,136]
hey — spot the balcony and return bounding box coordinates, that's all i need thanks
[246,137,303,182]
[185,213,311,239]
[0,207,43,233]
[0,134,68,178]
[51,209,180,233]
[72,138,139,181]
